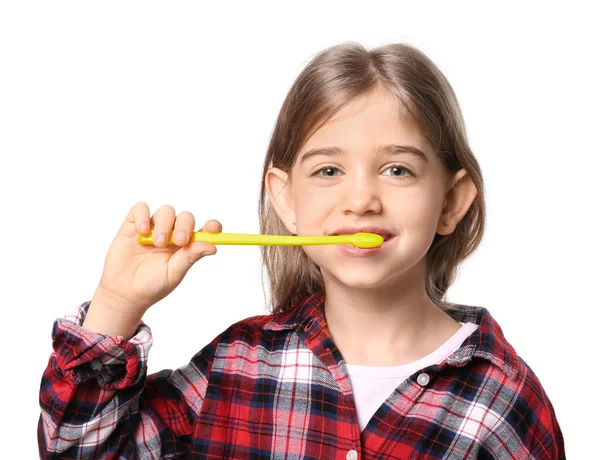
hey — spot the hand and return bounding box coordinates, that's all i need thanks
[93,201,222,317]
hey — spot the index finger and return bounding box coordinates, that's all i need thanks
[122,201,151,235]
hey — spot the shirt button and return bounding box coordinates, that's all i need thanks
[417,372,430,386]
[346,450,358,460]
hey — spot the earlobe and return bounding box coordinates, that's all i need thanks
[265,167,296,233]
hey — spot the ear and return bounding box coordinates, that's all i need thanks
[265,167,297,234]
[437,168,479,235]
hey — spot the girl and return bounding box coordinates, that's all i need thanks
[38,42,565,459]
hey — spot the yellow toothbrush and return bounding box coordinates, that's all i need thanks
[138,230,383,248]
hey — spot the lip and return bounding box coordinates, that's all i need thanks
[327,225,397,257]
[335,234,397,256]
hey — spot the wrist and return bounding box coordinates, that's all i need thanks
[82,287,146,339]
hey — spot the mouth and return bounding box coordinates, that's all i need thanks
[329,226,395,242]
[334,231,397,255]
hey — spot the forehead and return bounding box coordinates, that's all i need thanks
[300,88,428,153]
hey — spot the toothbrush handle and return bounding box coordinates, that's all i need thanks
[137,230,349,246]
[191,232,339,246]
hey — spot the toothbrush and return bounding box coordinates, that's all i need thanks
[138,230,383,248]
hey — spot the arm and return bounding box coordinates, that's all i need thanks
[480,370,566,459]
[38,301,215,459]
[519,393,565,459]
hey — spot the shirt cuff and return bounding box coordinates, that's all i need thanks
[50,300,153,389]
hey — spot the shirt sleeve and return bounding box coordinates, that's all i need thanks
[38,301,216,459]
[480,366,566,460]
[519,390,566,460]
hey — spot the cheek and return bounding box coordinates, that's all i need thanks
[396,190,440,223]
[294,187,336,215]
[405,206,438,228]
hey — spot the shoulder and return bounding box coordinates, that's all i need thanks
[465,348,557,421]
[218,311,279,341]
[511,355,564,442]
[446,305,565,458]
[190,295,312,363]
[212,297,309,346]
[471,341,564,458]
[471,354,565,458]
[200,310,292,358]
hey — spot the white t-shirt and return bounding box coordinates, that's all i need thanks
[345,321,479,432]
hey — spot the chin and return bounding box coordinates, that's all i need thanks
[322,265,398,290]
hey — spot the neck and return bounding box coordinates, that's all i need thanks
[321,260,460,366]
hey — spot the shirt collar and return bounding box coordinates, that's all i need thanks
[263,291,522,379]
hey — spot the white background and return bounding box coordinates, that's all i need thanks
[1,1,597,457]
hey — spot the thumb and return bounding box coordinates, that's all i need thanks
[167,219,222,283]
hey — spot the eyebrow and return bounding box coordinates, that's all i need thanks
[299,144,429,165]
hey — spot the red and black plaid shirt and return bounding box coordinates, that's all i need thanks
[38,291,565,459]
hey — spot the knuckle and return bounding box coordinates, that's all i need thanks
[174,231,188,245]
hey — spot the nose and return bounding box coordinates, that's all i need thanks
[342,173,382,216]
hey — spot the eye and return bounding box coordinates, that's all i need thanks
[382,164,414,178]
[313,166,341,178]
[312,164,415,179]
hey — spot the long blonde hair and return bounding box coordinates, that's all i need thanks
[258,42,486,315]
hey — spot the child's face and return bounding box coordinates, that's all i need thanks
[267,87,468,290]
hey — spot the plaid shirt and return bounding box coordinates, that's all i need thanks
[38,292,565,459]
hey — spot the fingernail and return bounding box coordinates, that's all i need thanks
[176,232,186,243]
[156,233,166,244]
[140,223,148,234]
